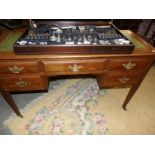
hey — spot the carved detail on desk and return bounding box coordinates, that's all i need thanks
[8,65,24,74]
[122,62,136,70]
[15,79,29,87]
[118,77,130,83]
[68,64,83,72]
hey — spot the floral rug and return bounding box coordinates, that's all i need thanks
[4,78,108,135]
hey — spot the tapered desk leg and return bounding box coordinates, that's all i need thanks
[122,60,154,110]
[0,89,23,118]
[122,83,140,111]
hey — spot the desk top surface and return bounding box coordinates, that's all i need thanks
[0,28,154,60]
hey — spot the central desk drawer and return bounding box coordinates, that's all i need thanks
[43,59,107,73]
[107,58,149,71]
[0,61,40,74]
[0,76,46,91]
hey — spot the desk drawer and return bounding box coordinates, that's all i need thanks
[43,59,107,73]
[107,58,149,71]
[0,61,40,74]
[103,71,142,87]
[0,76,46,91]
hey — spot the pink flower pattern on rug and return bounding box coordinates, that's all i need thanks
[24,79,107,135]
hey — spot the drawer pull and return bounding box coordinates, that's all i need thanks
[122,62,136,70]
[8,66,24,73]
[68,64,83,72]
[15,79,29,87]
[118,77,130,83]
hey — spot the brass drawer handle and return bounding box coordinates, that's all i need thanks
[122,62,136,70]
[8,66,24,74]
[68,64,83,72]
[15,79,29,87]
[118,77,130,83]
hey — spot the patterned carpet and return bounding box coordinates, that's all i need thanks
[4,78,107,135]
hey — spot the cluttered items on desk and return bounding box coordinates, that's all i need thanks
[13,20,135,54]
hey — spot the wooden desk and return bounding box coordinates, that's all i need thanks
[0,30,155,118]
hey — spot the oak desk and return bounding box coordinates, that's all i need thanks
[0,30,155,118]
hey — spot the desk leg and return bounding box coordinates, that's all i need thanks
[0,89,23,118]
[122,83,140,110]
[123,60,154,110]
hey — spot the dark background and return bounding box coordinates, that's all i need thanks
[0,19,154,47]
